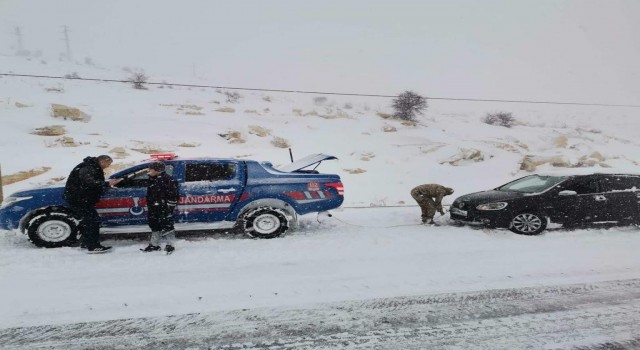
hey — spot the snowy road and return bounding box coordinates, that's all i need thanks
[2,207,640,348]
[1,278,639,349]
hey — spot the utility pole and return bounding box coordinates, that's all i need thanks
[0,163,4,203]
[62,25,72,61]
[14,26,23,52]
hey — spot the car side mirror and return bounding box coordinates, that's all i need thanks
[559,190,577,196]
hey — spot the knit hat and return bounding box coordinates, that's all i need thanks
[148,162,165,172]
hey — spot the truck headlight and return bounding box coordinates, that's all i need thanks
[476,202,508,211]
[1,196,33,209]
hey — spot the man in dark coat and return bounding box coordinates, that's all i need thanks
[141,161,179,254]
[410,184,454,225]
[64,155,121,253]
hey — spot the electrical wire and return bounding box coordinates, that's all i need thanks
[1,72,639,108]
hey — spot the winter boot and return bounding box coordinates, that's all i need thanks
[88,245,112,254]
[140,245,161,252]
[164,245,175,255]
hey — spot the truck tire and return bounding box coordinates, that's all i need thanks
[242,207,289,239]
[509,212,547,235]
[27,211,79,248]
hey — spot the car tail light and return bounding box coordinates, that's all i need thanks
[325,182,344,196]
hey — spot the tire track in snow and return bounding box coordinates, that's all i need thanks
[1,279,639,349]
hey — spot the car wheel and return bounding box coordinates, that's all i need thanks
[509,212,547,235]
[27,212,79,248]
[242,207,289,239]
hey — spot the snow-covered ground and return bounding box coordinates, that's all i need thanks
[2,206,640,330]
[1,1,640,346]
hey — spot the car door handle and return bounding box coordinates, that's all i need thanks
[594,195,607,201]
[217,188,236,193]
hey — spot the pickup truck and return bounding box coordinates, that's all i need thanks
[0,154,344,247]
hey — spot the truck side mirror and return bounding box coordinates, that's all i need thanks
[559,190,577,196]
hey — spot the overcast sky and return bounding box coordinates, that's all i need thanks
[0,0,638,104]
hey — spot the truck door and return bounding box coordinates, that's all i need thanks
[178,161,245,223]
[97,163,176,227]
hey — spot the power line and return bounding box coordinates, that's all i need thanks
[1,72,639,108]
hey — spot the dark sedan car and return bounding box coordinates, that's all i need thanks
[450,173,640,235]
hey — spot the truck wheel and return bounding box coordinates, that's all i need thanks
[242,207,289,239]
[27,212,79,248]
[509,212,547,235]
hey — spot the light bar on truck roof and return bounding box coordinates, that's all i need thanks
[149,153,177,160]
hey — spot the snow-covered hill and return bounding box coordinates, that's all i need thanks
[2,55,640,207]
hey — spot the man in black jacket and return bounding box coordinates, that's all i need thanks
[64,155,121,253]
[141,161,179,254]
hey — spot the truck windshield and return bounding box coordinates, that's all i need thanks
[498,175,566,193]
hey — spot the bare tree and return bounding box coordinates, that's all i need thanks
[128,71,148,89]
[392,91,427,121]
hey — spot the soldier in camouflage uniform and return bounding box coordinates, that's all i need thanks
[410,184,454,224]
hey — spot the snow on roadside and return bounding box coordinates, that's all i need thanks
[1,206,639,329]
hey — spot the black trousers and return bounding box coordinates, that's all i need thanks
[69,204,101,248]
[148,205,175,233]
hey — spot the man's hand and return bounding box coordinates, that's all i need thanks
[108,178,122,187]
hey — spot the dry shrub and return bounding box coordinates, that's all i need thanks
[313,96,328,105]
[319,110,352,119]
[215,107,235,113]
[441,148,485,166]
[15,102,30,108]
[128,71,148,90]
[248,125,271,137]
[344,168,367,174]
[44,136,82,148]
[377,112,393,119]
[382,125,397,132]
[590,151,605,161]
[244,110,261,115]
[483,112,515,128]
[177,142,200,147]
[32,125,66,136]
[520,155,571,172]
[292,109,303,116]
[110,147,128,158]
[130,144,169,154]
[271,136,290,148]
[2,167,51,186]
[220,131,245,144]
[223,91,242,103]
[51,104,90,122]
[360,152,375,161]
[178,104,203,111]
[47,176,66,185]
[419,144,446,154]
[45,85,65,93]
[303,110,319,117]
[176,104,204,115]
[482,141,525,153]
[554,135,568,148]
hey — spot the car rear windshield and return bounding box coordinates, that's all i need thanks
[498,175,566,193]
